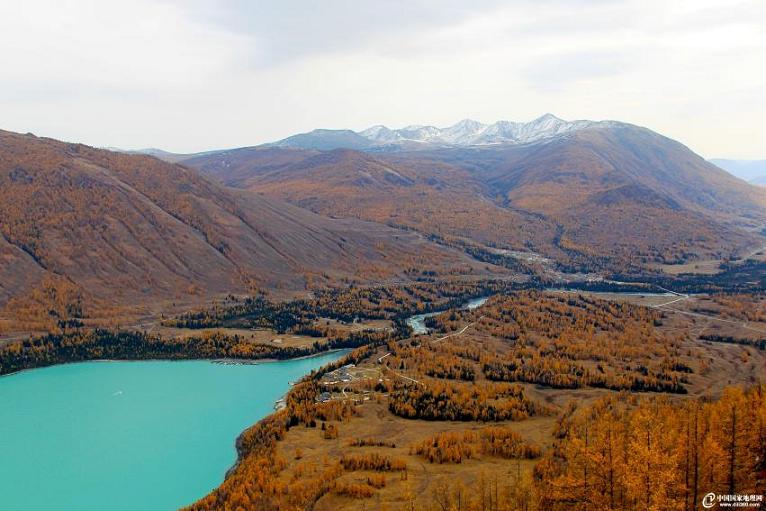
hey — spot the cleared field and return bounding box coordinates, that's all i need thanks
[153,326,326,349]
[651,240,766,275]
[153,318,394,350]
[651,259,724,275]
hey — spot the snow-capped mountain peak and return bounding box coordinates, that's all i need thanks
[358,115,605,148]
[273,115,614,151]
[440,119,487,144]
[359,125,402,143]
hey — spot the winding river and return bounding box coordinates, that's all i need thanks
[406,295,489,334]
[0,351,345,511]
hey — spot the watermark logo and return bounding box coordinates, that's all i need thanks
[702,492,763,509]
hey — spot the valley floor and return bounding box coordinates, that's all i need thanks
[185,290,766,511]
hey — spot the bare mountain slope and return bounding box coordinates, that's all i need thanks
[0,129,486,321]
[403,125,766,264]
[182,146,320,188]
[183,122,766,269]
[480,126,766,220]
[197,148,559,255]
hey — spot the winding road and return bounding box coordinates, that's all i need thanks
[431,316,483,344]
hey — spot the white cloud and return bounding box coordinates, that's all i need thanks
[0,0,763,158]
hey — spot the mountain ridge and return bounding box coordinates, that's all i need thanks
[272,114,620,151]
[183,121,766,270]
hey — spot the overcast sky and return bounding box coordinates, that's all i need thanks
[0,0,764,158]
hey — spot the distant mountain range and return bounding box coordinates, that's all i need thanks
[272,114,615,151]
[710,159,766,185]
[180,117,766,270]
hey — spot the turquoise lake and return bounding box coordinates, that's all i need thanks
[0,351,345,511]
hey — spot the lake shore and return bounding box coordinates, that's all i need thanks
[0,352,349,511]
